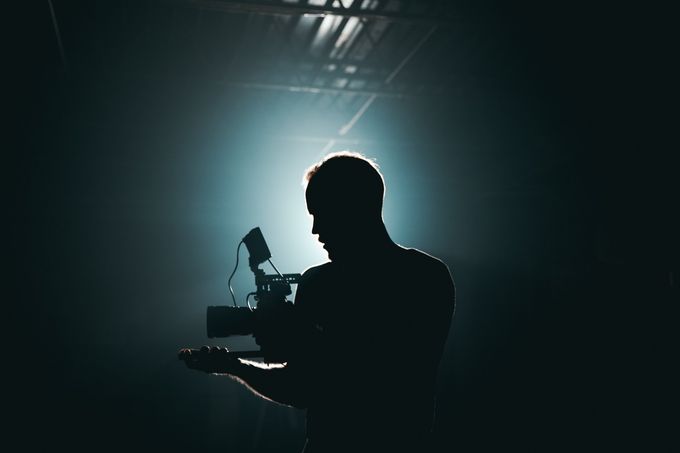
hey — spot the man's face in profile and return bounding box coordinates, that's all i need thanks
[308,203,361,262]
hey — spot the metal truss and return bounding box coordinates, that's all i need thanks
[190,0,458,25]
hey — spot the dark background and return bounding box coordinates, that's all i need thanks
[10,1,677,451]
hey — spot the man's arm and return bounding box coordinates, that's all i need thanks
[229,359,310,408]
[179,346,310,408]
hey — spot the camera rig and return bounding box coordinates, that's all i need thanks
[205,227,301,359]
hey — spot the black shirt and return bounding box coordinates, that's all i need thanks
[290,244,455,452]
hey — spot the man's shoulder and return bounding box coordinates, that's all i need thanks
[398,246,451,274]
[295,262,334,304]
[299,261,334,286]
[301,261,333,278]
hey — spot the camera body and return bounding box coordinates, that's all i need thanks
[206,271,301,338]
[206,227,301,359]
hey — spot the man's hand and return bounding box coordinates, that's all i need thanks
[178,346,240,374]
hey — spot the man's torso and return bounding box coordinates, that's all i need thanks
[293,245,456,450]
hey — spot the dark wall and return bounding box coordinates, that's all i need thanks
[11,2,676,452]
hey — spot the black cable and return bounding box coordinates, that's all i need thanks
[228,240,243,307]
[267,258,285,280]
[245,292,256,310]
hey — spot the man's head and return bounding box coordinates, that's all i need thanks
[303,152,386,261]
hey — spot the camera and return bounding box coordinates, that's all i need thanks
[205,227,301,358]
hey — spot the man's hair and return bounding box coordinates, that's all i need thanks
[303,151,385,216]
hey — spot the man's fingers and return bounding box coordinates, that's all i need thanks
[178,348,197,361]
[211,346,231,356]
[179,346,235,373]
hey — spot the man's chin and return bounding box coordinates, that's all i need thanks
[324,243,356,262]
[324,243,357,262]
[323,246,337,261]
[327,249,351,263]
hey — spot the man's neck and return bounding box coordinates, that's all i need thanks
[362,221,394,249]
[333,221,397,264]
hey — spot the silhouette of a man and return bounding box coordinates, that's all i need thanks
[181,152,455,452]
